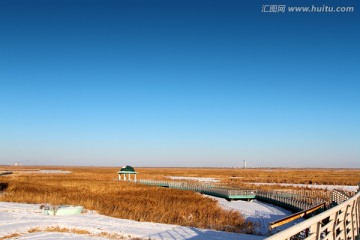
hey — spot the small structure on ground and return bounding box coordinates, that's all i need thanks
[118,166,137,182]
[41,205,84,216]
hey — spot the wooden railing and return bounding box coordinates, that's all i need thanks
[256,190,326,212]
[138,179,256,199]
[139,179,360,239]
[138,179,327,210]
[266,191,360,240]
[331,189,351,205]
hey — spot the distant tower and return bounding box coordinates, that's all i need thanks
[243,160,246,169]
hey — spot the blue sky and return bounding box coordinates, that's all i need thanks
[0,0,359,167]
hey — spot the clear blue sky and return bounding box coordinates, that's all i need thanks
[1,0,359,168]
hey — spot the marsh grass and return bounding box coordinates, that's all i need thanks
[0,166,253,234]
[0,166,358,234]
[0,226,136,240]
[136,167,360,185]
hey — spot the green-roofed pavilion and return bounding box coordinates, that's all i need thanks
[118,166,137,182]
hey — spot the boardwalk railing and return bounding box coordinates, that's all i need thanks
[139,179,256,199]
[266,191,360,240]
[138,179,360,239]
[256,190,325,212]
[331,189,351,205]
[138,179,326,210]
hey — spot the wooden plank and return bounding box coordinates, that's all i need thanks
[270,202,326,230]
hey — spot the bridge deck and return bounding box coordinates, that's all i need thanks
[139,179,325,210]
[137,179,348,238]
[140,180,257,200]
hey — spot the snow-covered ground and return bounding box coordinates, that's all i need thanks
[18,170,72,174]
[5,232,108,240]
[211,197,302,235]
[10,178,352,239]
[0,170,71,175]
[250,183,359,192]
[38,170,71,174]
[0,201,264,240]
[167,176,220,182]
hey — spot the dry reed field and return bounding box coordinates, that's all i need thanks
[138,167,359,200]
[0,166,359,234]
[0,166,253,234]
[137,167,360,185]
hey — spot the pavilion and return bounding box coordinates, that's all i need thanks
[118,166,137,182]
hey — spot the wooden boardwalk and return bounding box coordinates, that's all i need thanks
[139,179,256,200]
[138,179,327,211]
[138,179,360,238]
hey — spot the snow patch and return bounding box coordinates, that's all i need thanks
[0,201,263,240]
[167,176,220,182]
[209,197,302,235]
[38,170,71,174]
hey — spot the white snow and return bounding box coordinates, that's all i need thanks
[10,232,108,240]
[209,197,302,235]
[16,170,72,174]
[1,178,318,239]
[0,201,264,240]
[38,170,71,174]
[250,183,359,192]
[167,176,220,182]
